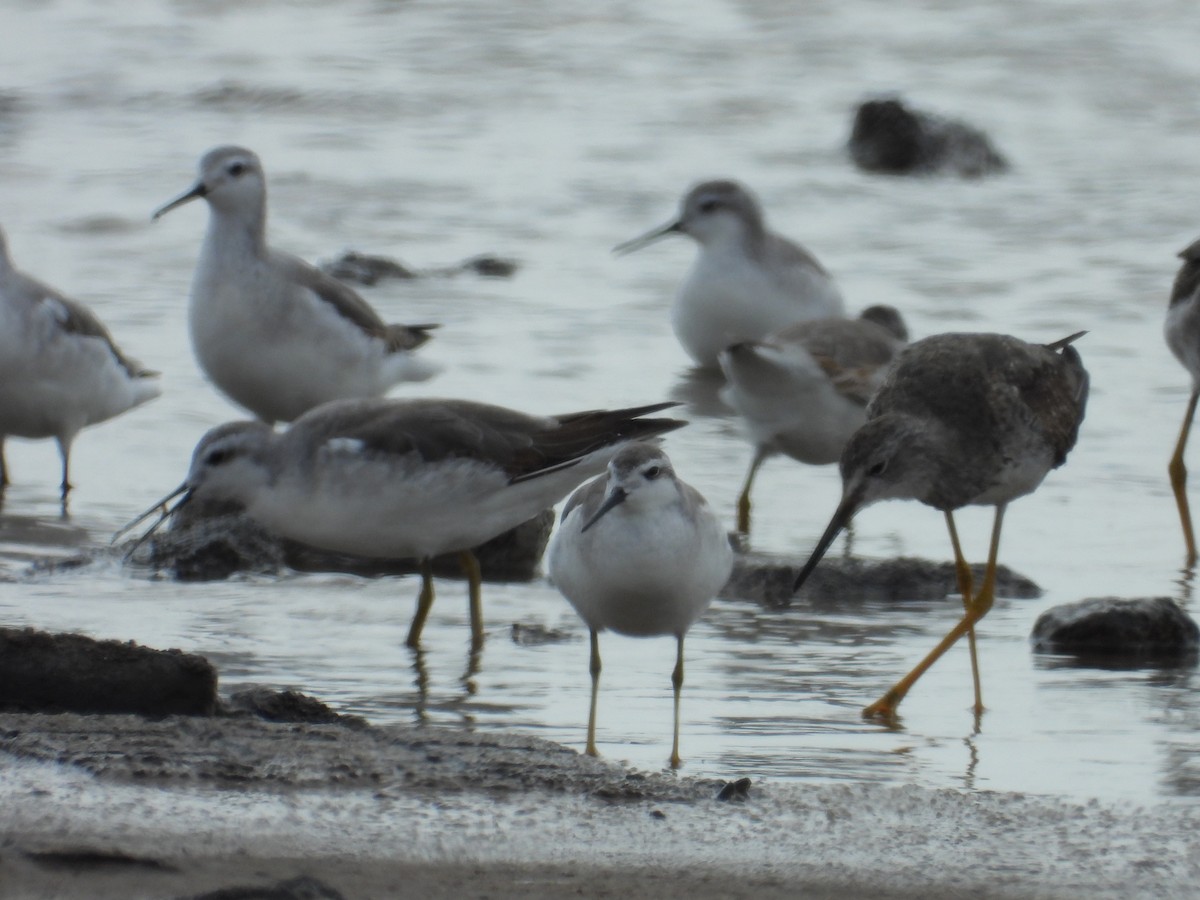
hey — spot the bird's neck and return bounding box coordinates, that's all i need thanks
[204,205,268,259]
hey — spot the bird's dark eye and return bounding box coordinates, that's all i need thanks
[205,448,232,467]
[644,465,661,480]
[698,199,718,213]
[867,460,887,477]
[228,162,246,177]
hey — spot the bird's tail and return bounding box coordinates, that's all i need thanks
[384,323,439,353]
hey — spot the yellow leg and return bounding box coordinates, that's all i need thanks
[944,510,982,714]
[405,558,436,648]
[1169,388,1199,566]
[458,550,485,651]
[670,634,685,769]
[586,630,601,757]
[864,504,1006,720]
[735,449,767,535]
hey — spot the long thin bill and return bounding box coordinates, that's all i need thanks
[581,487,627,533]
[791,492,861,599]
[152,183,206,220]
[612,220,682,256]
[111,484,190,548]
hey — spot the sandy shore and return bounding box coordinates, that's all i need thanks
[2,710,1198,899]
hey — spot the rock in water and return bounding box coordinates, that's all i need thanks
[849,96,1008,178]
[0,628,217,716]
[1031,596,1200,664]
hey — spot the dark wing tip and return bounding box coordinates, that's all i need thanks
[384,323,440,352]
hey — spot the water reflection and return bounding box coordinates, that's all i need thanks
[960,728,981,792]
[409,646,430,725]
[1174,561,1195,606]
[0,512,91,577]
[1032,650,1199,673]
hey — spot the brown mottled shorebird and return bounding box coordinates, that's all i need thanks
[718,305,908,535]
[792,331,1089,719]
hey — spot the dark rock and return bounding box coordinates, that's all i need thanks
[319,250,520,285]
[728,551,1041,608]
[23,854,175,873]
[1030,597,1200,665]
[24,848,175,872]
[222,686,366,727]
[458,254,519,278]
[716,777,752,802]
[510,620,576,646]
[182,875,347,900]
[849,96,1008,178]
[128,495,554,584]
[136,498,286,581]
[0,628,217,716]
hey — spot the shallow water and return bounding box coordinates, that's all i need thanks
[3,0,1200,803]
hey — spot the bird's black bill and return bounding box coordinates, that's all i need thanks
[791,492,861,600]
[612,220,683,256]
[111,484,192,554]
[581,487,628,533]
[152,183,207,220]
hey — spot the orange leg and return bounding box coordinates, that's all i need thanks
[1169,387,1199,566]
[864,504,1005,720]
[945,511,983,714]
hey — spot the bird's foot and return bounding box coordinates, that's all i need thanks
[862,691,902,722]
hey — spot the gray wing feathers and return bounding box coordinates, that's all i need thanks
[290,399,685,483]
[559,474,607,524]
[283,254,439,353]
[35,282,155,379]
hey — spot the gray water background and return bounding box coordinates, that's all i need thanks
[2,0,1199,801]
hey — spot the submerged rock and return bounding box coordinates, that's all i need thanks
[0,627,217,716]
[222,686,366,727]
[849,96,1008,178]
[729,551,1041,608]
[320,249,519,285]
[183,875,348,900]
[1030,596,1200,665]
[320,250,416,284]
[128,496,554,584]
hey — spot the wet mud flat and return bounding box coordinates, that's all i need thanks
[2,700,1199,900]
[2,540,1198,899]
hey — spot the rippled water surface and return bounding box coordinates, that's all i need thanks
[4,0,1200,802]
